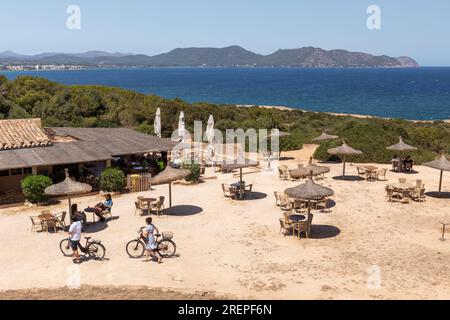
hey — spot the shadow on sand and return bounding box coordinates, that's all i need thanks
[165,205,203,216]
[425,191,450,199]
[332,175,365,182]
[242,191,267,201]
[309,225,341,239]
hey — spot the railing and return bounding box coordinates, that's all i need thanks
[127,173,152,193]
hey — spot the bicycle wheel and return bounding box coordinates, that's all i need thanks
[86,242,106,260]
[59,239,73,257]
[157,240,176,258]
[126,239,145,258]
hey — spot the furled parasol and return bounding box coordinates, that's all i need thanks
[151,166,191,211]
[154,107,161,138]
[423,152,450,193]
[285,175,334,214]
[178,111,186,142]
[312,132,339,142]
[45,169,92,220]
[386,137,417,152]
[328,141,363,177]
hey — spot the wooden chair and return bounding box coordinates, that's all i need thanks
[30,216,44,232]
[134,201,147,215]
[399,190,411,204]
[357,166,366,176]
[293,213,314,239]
[316,197,330,212]
[415,179,423,188]
[376,169,387,181]
[292,199,306,213]
[279,218,293,236]
[150,196,165,215]
[274,191,282,206]
[244,184,253,193]
[54,211,67,230]
[278,194,292,211]
[222,184,237,199]
[411,187,426,202]
[385,186,395,202]
[277,165,289,180]
[399,178,407,184]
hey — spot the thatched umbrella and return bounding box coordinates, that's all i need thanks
[312,132,339,142]
[386,137,417,152]
[285,175,334,214]
[423,152,450,193]
[221,159,259,185]
[45,169,92,220]
[154,107,161,138]
[328,141,363,177]
[151,166,191,210]
[290,157,330,179]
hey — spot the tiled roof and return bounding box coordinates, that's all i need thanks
[0,118,52,150]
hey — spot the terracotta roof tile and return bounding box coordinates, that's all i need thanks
[0,118,52,150]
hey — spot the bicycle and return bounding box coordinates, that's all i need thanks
[126,227,176,259]
[60,236,106,260]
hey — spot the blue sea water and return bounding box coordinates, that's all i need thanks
[2,67,450,120]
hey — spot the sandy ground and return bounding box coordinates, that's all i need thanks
[1,144,450,300]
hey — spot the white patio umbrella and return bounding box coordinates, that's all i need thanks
[154,107,161,138]
[206,115,215,162]
[178,111,186,142]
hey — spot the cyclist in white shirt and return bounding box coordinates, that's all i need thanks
[68,217,83,263]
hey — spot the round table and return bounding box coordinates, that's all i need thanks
[388,182,415,190]
[38,213,56,232]
[140,197,157,213]
[289,214,306,222]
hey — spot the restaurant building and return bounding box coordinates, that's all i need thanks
[0,118,177,203]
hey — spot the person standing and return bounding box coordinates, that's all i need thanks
[68,217,83,264]
[143,217,161,263]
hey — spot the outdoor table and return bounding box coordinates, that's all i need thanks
[38,213,57,232]
[364,166,378,181]
[387,182,415,190]
[140,197,157,213]
[289,214,306,223]
[231,181,246,199]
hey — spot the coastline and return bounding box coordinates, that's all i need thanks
[236,104,450,123]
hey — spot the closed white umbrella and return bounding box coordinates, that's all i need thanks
[178,111,185,142]
[154,108,161,138]
[206,115,215,144]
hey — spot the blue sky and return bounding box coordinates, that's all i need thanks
[0,0,449,65]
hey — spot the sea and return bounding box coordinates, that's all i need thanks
[2,67,450,121]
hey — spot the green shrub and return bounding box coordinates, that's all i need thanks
[99,168,126,192]
[21,175,53,204]
[156,160,165,171]
[182,163,201,183]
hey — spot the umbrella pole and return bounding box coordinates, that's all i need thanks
[68,195,72,223]
[308,200,311,215]
[343,155,346,177]
[439,170,443,193]
[169,183,172,212]
[240,168,243,184]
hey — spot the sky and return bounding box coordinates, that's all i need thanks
[0,0,449,65]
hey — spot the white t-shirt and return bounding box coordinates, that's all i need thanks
[69,221,82,241]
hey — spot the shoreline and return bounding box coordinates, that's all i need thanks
[236,104,450,123]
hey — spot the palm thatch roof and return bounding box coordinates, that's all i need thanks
[423,153,450,171]
[285,178,334,200]
[151,166,191,185]
[386,137,417,152]
[328,141,363,156]
[312,132,339,142]
[45,169,92,196]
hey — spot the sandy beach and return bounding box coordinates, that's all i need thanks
[0,145,449,300]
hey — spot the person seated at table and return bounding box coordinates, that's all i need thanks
[71,203,87,226]
[403,156,414,171]
[89,193,113,222]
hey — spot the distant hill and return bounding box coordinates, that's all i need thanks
[0,46,419,68]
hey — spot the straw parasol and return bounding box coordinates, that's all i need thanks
[312,132,339,142]
[154,107,161,138]
[328,141,363,177]
[285,175,334,214]
[178,111,186,142]
[151,166,191,211]
[423,152,450,193]
[386,137,417,152]
[221,159,259,185]
[289,157,330,179]
[44,169,92,220]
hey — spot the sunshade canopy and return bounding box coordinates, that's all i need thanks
[285,177,334,200]
[328,141,363,156]
[386,137,417,152]
[45,169,92,196]
[312,132,339,142]
[151,166,191,185]
[423,153,450,172]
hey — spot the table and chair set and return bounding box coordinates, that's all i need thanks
[134,195,165,216]
[222,181,253,200]
[385,178,426,203]
[356,165,387,181]
[30,210,67,233]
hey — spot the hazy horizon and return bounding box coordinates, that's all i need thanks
[1,1,449,66]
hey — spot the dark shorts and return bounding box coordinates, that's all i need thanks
[70,240,80,250]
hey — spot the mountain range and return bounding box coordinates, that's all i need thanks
[0,46,419,68]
